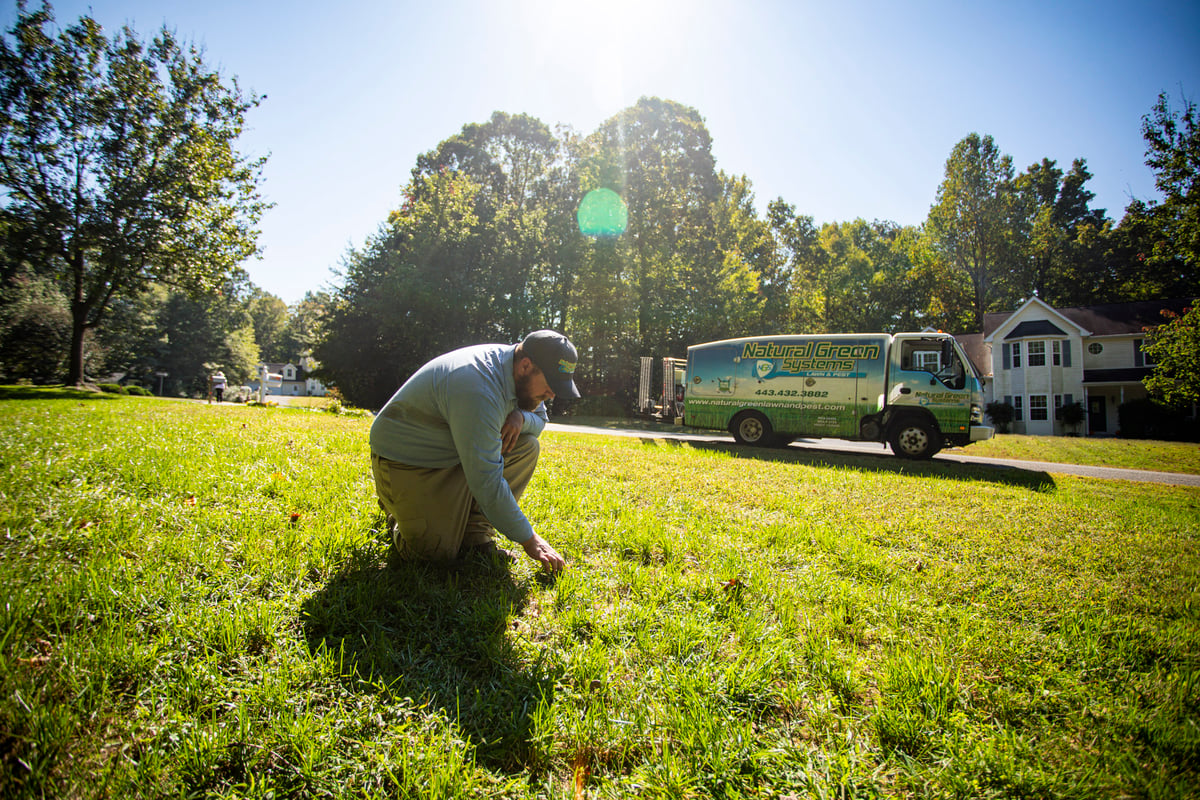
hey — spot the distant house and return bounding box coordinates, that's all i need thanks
[972,297,1192,436]
[247,357,327,398]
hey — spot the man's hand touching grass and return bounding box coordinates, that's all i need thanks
[521,531,565,572]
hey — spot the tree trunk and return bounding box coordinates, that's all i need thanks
[66,308,87,386]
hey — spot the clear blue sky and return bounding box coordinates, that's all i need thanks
[5,0,1199,304]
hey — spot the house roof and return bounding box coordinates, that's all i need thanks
[985,298,1194,338]
[1005,320,1068,339]
[1084,367,1154,384]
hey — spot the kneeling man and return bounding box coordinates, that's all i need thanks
[369,330,579,572]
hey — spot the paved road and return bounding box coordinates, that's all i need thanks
[545,422,1200,488]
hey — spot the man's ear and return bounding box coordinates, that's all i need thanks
[515,356,536,377]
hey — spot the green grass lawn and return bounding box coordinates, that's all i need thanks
[561,414,1200,475]
[1,391,1197,798]
[964,433,1200,474]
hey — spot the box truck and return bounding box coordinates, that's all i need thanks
[679,332,992,459]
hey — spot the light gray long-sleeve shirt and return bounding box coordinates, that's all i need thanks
[369,343,547,543]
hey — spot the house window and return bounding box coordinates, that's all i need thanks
[1013,395,1023,421]
[1052,341,1061,366]
[1028,341,1046,367]
[914,350,941,371]
[1030,395,1049,421]
[1088,342,1103,355]
[1134,339,1155,367]
[1012,342,1022,369]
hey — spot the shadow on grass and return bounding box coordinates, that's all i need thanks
[641,437,1057,492]
[299,541,555,772]
[557,415,686,434]
[0,385,120,401]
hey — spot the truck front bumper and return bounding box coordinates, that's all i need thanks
[970,425,994,442]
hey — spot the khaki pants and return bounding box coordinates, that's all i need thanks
[371,434,539,560]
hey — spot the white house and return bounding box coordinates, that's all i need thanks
[247,358,327,398]
[979,297,1191,436]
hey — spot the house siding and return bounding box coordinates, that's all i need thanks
[248,361,327,398]
[982,298,1186,437]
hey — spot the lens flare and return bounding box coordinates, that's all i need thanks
[576,188,628,237]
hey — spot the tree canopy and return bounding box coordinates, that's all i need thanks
[315,98,1191,410]
[0,1,268,384]
[2,6,1194,404]
[1143,303,1200,407]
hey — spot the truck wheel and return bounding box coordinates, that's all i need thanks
[889,418,941,459]
[731,411,774,446]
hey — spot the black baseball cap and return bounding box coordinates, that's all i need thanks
[521,330,581,399]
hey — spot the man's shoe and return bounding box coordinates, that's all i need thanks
[462,540,517,564]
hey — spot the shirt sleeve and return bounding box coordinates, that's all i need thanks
[441,376,536,544]
[521,404,548,436]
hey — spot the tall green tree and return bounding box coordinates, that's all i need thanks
[1015,157,1110,306]
[767,199,825,332]
[246,289,289,363]
[927,133,1024,330]
[151,279,260,395]
[1142,92,1200,269]
[0,2,268,384]
[902,226,975,332]
[818,219,926,333]
[694,171,769,341]
[91,281,168,384]
[590,97,720,357]
[278,290,329,364]
[317,170,488,408]
[1107,93,1200,300]
[414,111,562,341]
[1143,303,1200,407]
[566,135,639,394]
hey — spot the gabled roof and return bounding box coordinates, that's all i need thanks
[985,298,1194,339]
[985,297,1088,342]
[1055,299,1192,336]
[1005,320,1068,339]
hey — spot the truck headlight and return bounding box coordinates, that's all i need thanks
[971,404,984,424]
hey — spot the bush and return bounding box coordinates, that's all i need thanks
[1118,397,1200,441]
[0,299,72,383]
[125,385,152,396]
[985,401,1015,434]
[97,383,128,395]
[1059,401,1086,434]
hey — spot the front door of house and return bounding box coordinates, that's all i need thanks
[1088,396,1107,435]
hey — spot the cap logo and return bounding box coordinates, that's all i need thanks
[558,359,576,374]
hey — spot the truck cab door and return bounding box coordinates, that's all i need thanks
[889,338,972,433]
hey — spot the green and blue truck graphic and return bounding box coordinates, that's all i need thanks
[679,332,992,459]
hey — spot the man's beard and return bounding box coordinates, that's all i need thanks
[515,371,542,411]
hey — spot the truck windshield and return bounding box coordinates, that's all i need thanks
[900,340,966,390]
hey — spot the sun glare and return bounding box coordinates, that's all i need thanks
[518,0,685,114]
